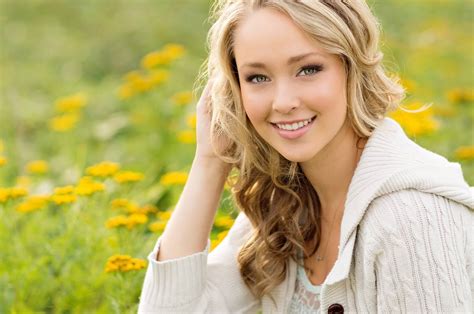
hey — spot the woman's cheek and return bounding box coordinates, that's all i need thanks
[242,93,268,121]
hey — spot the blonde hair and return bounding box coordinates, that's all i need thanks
[194,0,405,305]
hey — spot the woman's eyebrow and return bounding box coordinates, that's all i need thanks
[239,51,324,71]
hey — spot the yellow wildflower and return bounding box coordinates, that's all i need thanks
[49,113,79,132]
[114,171,144,184]
[51,185,77,204]
[75,176,105,196]
[137,204,158,215]
[0,156,6,167]
[156,210,172,221]
[118,84,134,100]
[26,160,49,175]
[55,93,87,112]
[54,185,75,195]
[211,230,230,251]
[454,146,474,160]
[148,70,169,86]
[162,43,185,60]
[186,113,197,128]
[86,161,120,178]
[446,88,474,104]
[9,187,28,199]
[399,78,417,94]
[51,194,77,205]
[105,255,146,273]
[0,188,9,203]
[214,215,235,229]
[111,198,135,209]
[0,186,28,203]
[16,195,49,213]
[149,221,167,233]
[389,102,439,136]
[123,71,152,92]
[105,215,129,228]
[141,51,173,69]
[172,91,193,106]
[160,171,188,186]
[126,213,148,229]
[177,130,196,144]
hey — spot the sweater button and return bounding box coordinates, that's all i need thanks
[328,303,344,313]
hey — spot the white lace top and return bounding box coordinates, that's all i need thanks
[288,261,322,313]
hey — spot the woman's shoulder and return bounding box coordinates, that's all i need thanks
[359,189,473,241]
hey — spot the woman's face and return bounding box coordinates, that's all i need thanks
[233,7,350,163]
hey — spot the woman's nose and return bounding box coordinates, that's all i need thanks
[271,84,301,114]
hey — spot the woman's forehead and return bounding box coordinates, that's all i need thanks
[233,8,330,68]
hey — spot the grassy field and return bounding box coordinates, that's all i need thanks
[0,0,473,313]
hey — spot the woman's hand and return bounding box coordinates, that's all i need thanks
[195,79,232,171]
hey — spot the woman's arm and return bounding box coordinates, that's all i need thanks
[157,156,231,261]
[138,80,260,312]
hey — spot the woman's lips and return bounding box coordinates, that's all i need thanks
[271,116,316,140]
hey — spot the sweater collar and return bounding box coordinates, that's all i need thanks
[324,117,473,286]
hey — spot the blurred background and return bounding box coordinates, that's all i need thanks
[0,0,472,312]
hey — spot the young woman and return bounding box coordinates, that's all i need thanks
[139,1,473,313]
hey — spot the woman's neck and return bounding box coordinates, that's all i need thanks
[300,120,367,220]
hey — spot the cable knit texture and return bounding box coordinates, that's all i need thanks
[138,117,474,313]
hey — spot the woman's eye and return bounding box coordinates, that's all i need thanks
[246,75,268,84]
[298,64,323,76]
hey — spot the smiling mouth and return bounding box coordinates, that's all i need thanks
[271,115,317,131]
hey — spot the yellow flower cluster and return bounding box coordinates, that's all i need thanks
[455,146,474,160]
[49,92,87,132]
[177,130,196,144]
[113,171,144,184]
[86,161,120,178]
[141,44,185,69]
[446,88,474,104]
[399,77,417,95]
[75,177,105,196]
[214,215,235,229]
[160,171,188,186]
[16,195,49,213]
[0,187,28,203]
[389,102,440,136]
[105,255,146,273]
[105,213,148,229]
[177,113,197,144]
[49,114,80,132]
[210,230,230,252]
[50,185,77,205]
[118,70,169,99]
[118,44,185,100]
[171,91,193,106]
[26,160,49,175]
[149,209,173,233]
[111,198,157,215]
[148,220,167,233]
[55,93,87,112]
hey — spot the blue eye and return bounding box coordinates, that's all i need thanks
[299,64,323,76]
[245,64,323,84]
[245,75,265,83]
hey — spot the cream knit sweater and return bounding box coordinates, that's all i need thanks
[138,118,474,313]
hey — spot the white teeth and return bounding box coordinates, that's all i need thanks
[276,117,314,131]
